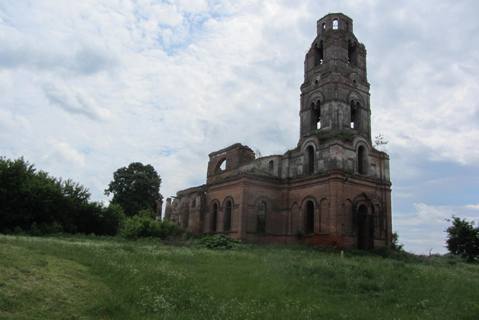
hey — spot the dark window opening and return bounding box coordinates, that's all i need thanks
[312,101,321,129]
[257,201,267,233]
[350,101,361,129]
[306,145,315,175]
[305,201,315,234]
[348,41,358,65]
[211,203,218,232]
[192,198,196,207]
[268,160,274,173]
[314,41,323,66]
[332,19,339,30]
[358,146,367,175]
[224,200,232,232]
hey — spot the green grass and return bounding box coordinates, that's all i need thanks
[1,235,478,319]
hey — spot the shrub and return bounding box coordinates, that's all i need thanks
[199,234,242,250]
[120,214,182,239]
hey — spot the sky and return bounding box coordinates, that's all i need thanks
[1,0,478,254]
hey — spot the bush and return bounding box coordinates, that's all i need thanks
[120,213,182,239]
[199,234,242,250]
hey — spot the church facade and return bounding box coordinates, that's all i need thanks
[165,13,392,249]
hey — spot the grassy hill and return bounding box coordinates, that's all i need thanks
[1,235,478,320]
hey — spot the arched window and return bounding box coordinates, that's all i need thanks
[211,203,218,232]
[305,201,315,234]
[357,146,367,175]
[268,160,274,173]
[306,145,315,175]
[314,41,323,66]
[332,19,339,30]
[350,101,357,129]
[218,159,226,171]
[257,201,267,233]
[224,200,232,232]
[312,101,321,129]
[322,23,326,30]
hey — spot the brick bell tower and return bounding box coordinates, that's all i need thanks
[297,13,392,249]
[300,13,370,143]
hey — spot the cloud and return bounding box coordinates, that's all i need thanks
[45,140,86,168]
[43,83,111,121]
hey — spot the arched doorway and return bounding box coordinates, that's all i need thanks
[357,204,374,249]
[305,201,315,234]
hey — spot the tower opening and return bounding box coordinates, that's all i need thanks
[312,101,321,129]
[224,200,232,231]
[358,146,367,175]
[350,101,360,129]
[332,19,339,30]
[305,201,315,234]
[314,41,323,66]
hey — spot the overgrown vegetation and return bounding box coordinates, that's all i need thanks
[198,234,242,249]
[0,157,125,236]
[1,235,478,320]
[120,210,182,239]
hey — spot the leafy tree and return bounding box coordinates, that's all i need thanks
[105,162,162,216]
[0,156,124,236]
[446,216,479,262]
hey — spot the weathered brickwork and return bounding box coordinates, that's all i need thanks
[166,13,392,249]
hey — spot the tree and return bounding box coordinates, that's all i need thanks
[0,157,118,236]
[105,162,162,216]
[446,216,479,262]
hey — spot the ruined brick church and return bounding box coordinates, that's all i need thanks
[165,13,392,249]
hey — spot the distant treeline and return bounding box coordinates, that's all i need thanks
[0,157,124,235]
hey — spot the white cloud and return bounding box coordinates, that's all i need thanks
[46,141,86,168]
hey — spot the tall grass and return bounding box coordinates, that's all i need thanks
[1,235,478,319]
